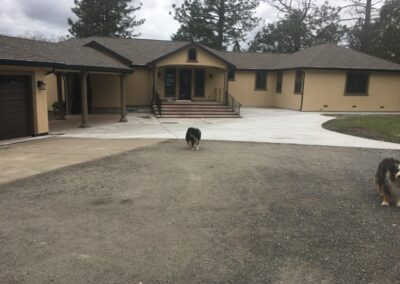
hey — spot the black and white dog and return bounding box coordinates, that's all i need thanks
[375,158,400,207]
[185,127,201,151]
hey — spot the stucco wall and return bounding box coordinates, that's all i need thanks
[156,47,227,70]
[302,70,400,111]
[0,65,49,135]
[46,74,67,111]
[228,71,274,107]
[91,68,152,110]
[272,70,302,110]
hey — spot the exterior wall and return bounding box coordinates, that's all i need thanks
[46,74,66,111]
[91,67,152,111]
[0,65,50,135]
[228,71,274,107]
[302,70,400,111]
[156,47,227,70]
[272,70,302,110]
[156,67,225,101]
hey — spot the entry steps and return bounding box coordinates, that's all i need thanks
[153,100,240,118]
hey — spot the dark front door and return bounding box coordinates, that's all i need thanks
[194,69,205,97]
[0,76,32,140]
[179,69,191,100]
[165,68,176,97]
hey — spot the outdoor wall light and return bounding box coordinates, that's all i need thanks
[209,74,213,79]
[37,80,46,90]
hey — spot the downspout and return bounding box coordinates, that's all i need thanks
[299,71,305,111]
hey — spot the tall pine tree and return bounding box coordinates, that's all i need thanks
[170,0,260,50]
[249,0,346,52]
[68,0,145,38]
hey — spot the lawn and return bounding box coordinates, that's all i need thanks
[323,115,400,143]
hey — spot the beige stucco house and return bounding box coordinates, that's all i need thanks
[1,35,400,140]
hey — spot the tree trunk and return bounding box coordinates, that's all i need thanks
[361,0,372,52]
[216,0,225,50]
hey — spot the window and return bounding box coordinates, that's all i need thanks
[276,72,283,93]
[188,49,197,61]
[228,70,235,81]
[255,71,267,90]
[345,72,369,95]
[294,71,304,94]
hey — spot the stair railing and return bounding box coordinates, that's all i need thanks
[152,91,162,116]
[226,92,242,116]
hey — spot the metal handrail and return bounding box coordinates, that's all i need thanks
[152,91,162,116]
[226,92,242,116]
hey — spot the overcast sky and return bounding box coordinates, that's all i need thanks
[0,0,359,41]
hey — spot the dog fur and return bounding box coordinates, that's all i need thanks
[185,127,201,151]
[375,158,400,207]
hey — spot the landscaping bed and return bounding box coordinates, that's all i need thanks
[323,114,400,143]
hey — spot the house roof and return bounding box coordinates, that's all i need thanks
[215,51,289,70]
[60,37,190,66]
[273,44,400,71]
[1,35,400,73]
[0,35,133,73]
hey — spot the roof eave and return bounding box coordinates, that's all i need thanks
[0,59,134,74]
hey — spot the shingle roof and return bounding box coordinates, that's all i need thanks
[273,44,400,71]
[0,35,132,73]
[216,51,289,70]
[2,35,400,72]
[60,37,190,66]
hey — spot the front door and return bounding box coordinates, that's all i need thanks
[179,69,191,100]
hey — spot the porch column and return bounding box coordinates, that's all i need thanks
[119,74,128,122]
[55,72,65,120]
[79,71,89,128]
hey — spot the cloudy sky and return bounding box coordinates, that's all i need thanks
[0,0,357,41]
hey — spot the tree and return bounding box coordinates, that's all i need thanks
[171,0,260,50]
[249,0,346,52]
[344,0,381,52]
[68,0,145,38]
[373,0,400,63]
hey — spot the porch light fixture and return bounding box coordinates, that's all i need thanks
[37,80,46,90]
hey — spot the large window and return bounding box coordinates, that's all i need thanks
[255,71,267,90]
[345,72,369,95]
[188,49,197,61]
[276,72,283,93]
[294,71,304,94]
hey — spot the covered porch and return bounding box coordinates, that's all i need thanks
[49,70,131,128]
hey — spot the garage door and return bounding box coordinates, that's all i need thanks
[0,76,32,140]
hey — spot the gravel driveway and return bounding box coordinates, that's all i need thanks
[1,140,400,283]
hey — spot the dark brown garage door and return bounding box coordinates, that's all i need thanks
[0,76,32,140]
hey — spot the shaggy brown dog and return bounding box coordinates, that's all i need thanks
[375,158,400,207]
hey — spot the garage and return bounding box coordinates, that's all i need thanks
[0,75,33,140]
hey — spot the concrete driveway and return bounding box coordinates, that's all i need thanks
[52,108,400,149]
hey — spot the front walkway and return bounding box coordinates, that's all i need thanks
[50,108,400,149]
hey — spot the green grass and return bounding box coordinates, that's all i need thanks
[322,115,400,143]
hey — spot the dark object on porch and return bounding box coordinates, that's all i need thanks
[52,101,66,116]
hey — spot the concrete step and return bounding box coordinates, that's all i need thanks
[158,114,240,118]
[160,111,237,115]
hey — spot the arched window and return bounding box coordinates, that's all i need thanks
[188,49,197,61]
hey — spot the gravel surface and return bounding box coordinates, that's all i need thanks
[1,140,400,283]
